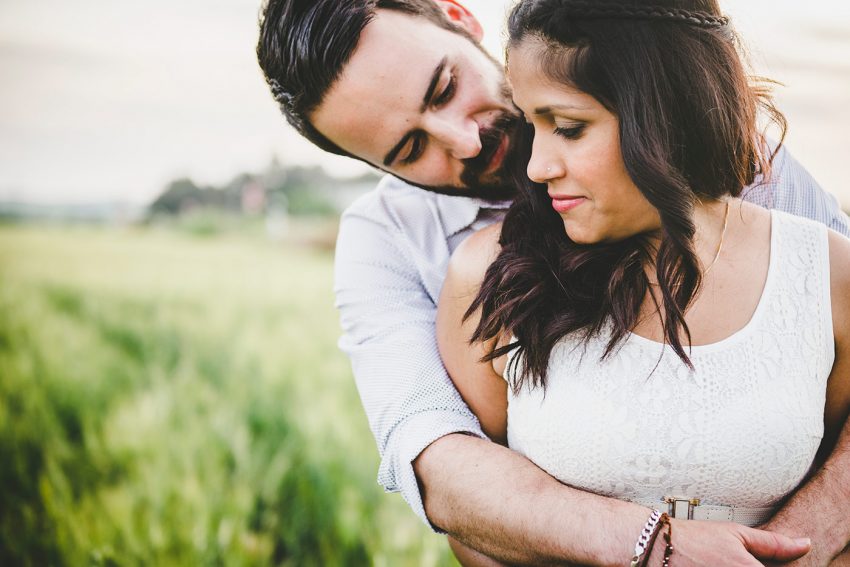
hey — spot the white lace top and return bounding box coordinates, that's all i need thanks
[505,211,834,524]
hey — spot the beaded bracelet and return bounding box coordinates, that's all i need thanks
[629,509,664,567]
[636,514,674,567]
[660,516,674,567]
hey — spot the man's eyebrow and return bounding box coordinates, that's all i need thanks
[382,57,447,167]
[420,56,448,113]
[383,132,415,167]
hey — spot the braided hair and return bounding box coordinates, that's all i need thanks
[468,0,787,391]
[533,0,730,28]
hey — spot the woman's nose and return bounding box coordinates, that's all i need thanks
[527,136,565,183]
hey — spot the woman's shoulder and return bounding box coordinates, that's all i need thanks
[445,222,503,292]
[456,221,503,258]
[828,230,850,312]
[828,229,850,260]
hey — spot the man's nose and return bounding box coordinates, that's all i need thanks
[424,114,482,160]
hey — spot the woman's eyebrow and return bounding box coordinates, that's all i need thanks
[533,103,590,114]
[534,104,590,114]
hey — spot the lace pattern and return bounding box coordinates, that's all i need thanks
[505,211,833,523]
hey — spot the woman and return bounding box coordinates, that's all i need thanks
[437,0,850,565]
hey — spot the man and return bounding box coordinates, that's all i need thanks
[257,0,850,564]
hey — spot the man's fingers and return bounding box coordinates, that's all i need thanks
[743,527,811,561]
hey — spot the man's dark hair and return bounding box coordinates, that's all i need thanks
[256,0,461,157]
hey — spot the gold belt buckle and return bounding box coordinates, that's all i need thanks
[663,496,701,519]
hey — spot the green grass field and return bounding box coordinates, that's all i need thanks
[0,224,457,566]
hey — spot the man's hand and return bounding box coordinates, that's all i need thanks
[757,422,850,565]
[755,237,850,567]
[760,521,850,566]
[760,519,830,567]
[447,520,812,567]
[832,546,850,566]
[643,520,811,567]
[418,434,815,567]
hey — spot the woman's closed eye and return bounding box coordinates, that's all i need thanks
[554,123,586,140]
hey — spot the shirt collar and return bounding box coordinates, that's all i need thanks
[435,193,512,237]
[379,174,512,237]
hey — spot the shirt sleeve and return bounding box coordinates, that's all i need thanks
[751,144,850,238]
[333,202,487,530]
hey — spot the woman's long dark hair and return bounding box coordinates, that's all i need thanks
[468,0,787,391]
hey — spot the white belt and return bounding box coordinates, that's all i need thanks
[630,496,776,526]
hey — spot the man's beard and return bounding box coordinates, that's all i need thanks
[399,110,521,202]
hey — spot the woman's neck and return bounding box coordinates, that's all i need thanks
[692,198,732,274]
[643,197,734,281]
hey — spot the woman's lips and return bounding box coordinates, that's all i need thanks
[550,194,586,213]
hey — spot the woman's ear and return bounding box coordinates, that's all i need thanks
[433,0,485,42]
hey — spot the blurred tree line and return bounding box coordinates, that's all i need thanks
[148,160,380,220]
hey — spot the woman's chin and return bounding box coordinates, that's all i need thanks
[563,223,598,245]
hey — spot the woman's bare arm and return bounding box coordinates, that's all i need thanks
[437,223,508,443]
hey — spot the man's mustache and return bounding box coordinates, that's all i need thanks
[459,113,520,188]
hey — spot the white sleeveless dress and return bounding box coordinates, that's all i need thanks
[504,211,834,526]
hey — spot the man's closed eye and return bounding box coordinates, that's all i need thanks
[401,133,426,165]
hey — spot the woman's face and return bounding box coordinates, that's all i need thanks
[507,38,661,244]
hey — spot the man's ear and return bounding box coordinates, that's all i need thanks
[434,0,484,42]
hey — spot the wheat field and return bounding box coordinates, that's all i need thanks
[0,224,456,566]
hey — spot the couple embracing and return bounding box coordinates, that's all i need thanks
[257,1,850,565]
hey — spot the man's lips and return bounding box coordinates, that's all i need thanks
[549,193,586,214]
[483,134,509,176]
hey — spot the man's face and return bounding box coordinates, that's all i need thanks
[311,9,519,199]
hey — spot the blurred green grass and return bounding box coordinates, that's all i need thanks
[0,224,456,566]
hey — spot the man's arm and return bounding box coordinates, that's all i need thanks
[334,195,488,523]
[336,188,814,565]
[334,193,654,564]
[763,422,850,566]
[420,225,814,566]
[762,231,850,566]
[417,433,812,567]
[337,196,644,564]
[745,142,850,565]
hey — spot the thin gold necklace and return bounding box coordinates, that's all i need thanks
[701,199,730,277]
[649,200,730,285]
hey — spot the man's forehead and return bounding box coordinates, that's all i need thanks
[342,20,435,94]
[337,10,449,96]
[311,11,452,162]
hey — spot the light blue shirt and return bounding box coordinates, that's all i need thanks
[333,144,850,528]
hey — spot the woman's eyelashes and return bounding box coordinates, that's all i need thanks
[553,123,586,140]
[522,115,587,140]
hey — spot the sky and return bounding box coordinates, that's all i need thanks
[0,0,848,207]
